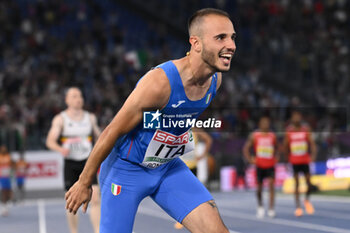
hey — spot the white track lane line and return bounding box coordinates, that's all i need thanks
[277,194,350,204]
[38,199,47,233]
[138,206,241,233]
[220,209,350,233]
[217,199,350,221]
[23,198,64,207]
[276,205,350,221]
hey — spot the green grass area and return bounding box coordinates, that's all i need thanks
[314,189,350,197]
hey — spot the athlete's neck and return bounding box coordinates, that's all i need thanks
[66,108,84,120]
[292,123,302,129]
[185,54,215,86]
[172,56,214,101]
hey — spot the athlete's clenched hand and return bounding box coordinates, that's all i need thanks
[65,180,92,214]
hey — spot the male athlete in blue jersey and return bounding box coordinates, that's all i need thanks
[65,8,236,233]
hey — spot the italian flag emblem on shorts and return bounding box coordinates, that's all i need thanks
[111,183,122,196]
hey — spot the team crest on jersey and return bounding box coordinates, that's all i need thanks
[111,183,122,196]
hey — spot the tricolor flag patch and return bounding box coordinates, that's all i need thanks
[111,183,122,196]
[205,93,211,104]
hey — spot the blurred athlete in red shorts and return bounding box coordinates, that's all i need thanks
[243,116,278,218]
[283,110,317,217]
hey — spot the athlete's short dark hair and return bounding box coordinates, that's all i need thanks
[65,86,82,98]
[259,114,270,121]
[188,8,230,35]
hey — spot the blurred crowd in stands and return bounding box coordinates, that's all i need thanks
[0,0,349,161]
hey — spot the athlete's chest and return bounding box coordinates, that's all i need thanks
[62,119,92,136]
[0,156,11,165]
[288,132,307,142]
[255,136,274,146]
[183,80,212,101]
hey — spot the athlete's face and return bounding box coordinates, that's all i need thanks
[259,117,270,131]
[200,15,236,72]
[291,112,302,126]
[0,146,7,154]
[65,88,84,110]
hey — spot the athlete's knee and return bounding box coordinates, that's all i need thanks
[203,201,228,233]
[218,226,230,233]
[295,182,299,189]
[294,178,299,186]
[207,227,229,233]
[196,224,228,233]
[184,200,228,233]
[190,224,228,233]
[213,224,229,233]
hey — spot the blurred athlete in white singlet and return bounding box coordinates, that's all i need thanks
[46,87,101,233]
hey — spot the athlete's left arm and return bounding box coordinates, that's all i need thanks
[89,113,101,139]
[242,134,255,164]
[216,72,222,91]
[307,128,317,162]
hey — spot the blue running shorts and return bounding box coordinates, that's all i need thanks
[0,177,11,190]
[99,157,213,233]
[17,177,25,187]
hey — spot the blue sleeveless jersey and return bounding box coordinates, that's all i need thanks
[104,61,217,169]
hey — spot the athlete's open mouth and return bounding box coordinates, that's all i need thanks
[219,53,233,65]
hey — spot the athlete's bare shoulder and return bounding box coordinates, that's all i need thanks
[134,67,171,109]
[145,67,170,87]
[88,112,97,122]
[47,113,64,142]
[51,113,63,126]
[88,112,101,137]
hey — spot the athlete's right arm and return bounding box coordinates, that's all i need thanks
[65,68,170,214]
[46,115,69,156]
[242,134,254,164]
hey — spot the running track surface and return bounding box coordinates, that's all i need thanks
[1,191,350,233]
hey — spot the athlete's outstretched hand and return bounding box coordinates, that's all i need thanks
[65,180,92,215]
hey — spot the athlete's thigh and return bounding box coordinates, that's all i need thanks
[268,167,275,179]
[99,158,155,233]
[301,164,310,176]
[293,169,300,185]
[151,159,214,223]
[303,165,312,185]
[100,181,143,233]
[256,167,264,183]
